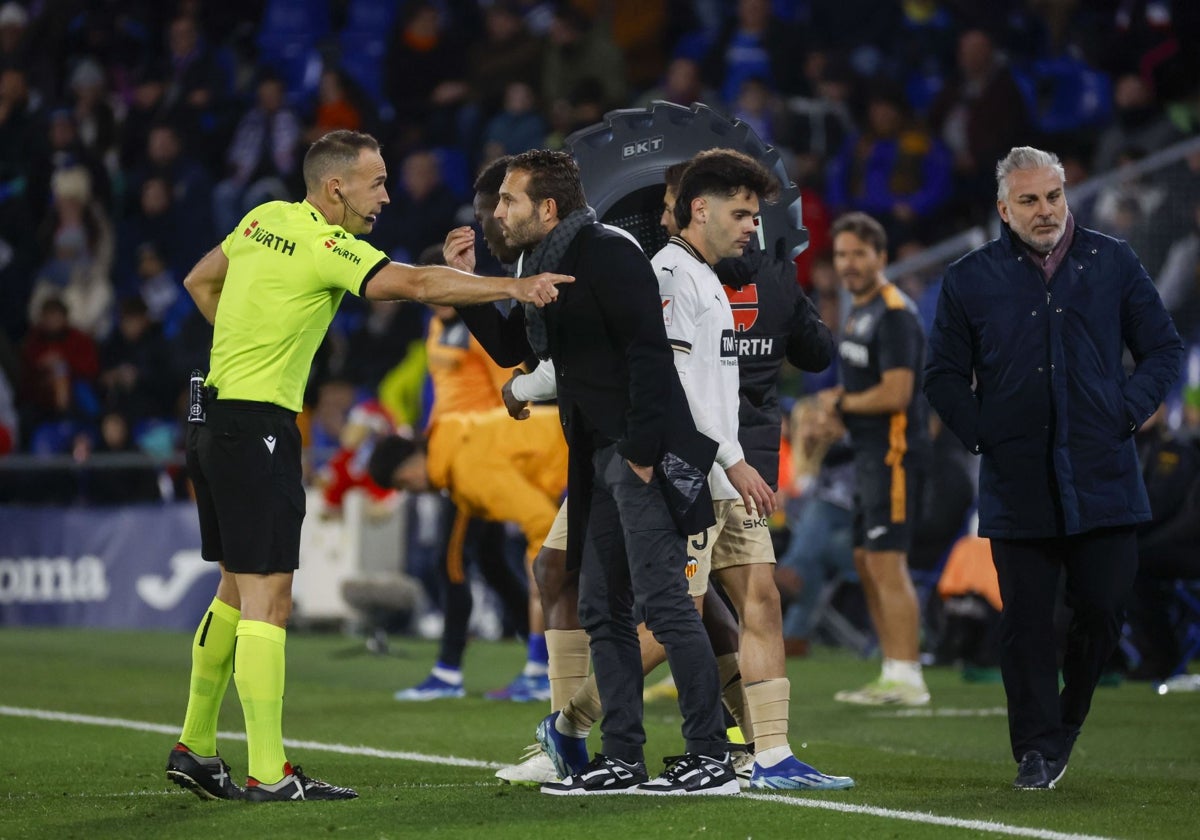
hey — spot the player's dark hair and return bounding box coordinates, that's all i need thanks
[418,243,446,266]
[474,155,513,196]
[831,211,888,255]
[663,161,688,193]
[367,435,424,488]
[303,130,381,193]
[506,149,587,219]
[674,148,778,230]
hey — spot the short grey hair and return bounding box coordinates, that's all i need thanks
[996,146,1066,202]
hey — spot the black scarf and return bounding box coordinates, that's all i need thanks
[521,206,596,359]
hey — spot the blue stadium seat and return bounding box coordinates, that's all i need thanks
[343,0,398,33]
[29,419,89,455]
[432,146,471,202]
[256,0,332,105]
[1011,57,1113,135]
[337,29,388,106]
[257,33,324,106]
[261,0,330,38]
[672,30,712,62]
[905,71,944,116]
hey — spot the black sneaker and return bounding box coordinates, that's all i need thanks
[540,754,649,796]
[637,752,740,795]
[244,763,358,802]
[165,742,243,801]
[1013,751,1053,790]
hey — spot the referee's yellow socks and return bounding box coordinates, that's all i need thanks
[234,620,289,784]
[179,598,239,756]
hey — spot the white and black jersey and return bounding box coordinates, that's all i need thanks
[653,235,743,500]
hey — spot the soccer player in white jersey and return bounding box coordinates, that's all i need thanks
[651,149,854,790]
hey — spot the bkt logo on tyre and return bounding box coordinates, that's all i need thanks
[622,135,664,159]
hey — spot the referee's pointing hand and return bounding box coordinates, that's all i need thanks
[516,273,574,307]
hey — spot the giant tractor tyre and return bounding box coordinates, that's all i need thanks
[565,100,807,261]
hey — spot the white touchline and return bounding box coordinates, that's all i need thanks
[0,705,500,769]
[739,794,1118,840]
[871,706,1010,718]
[0,705,1119,840]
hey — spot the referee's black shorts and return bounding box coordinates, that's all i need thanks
[852,451,924,554]
[186,399,305,575]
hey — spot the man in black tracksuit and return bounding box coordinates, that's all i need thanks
[714,249,834,485]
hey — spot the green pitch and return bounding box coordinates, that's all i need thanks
[0,628,1196,839]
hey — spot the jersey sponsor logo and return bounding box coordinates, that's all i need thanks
[723,283,759,332]
[840,340,869,367]
[735,337,775,356]
[325,239,362,265]
[242,219,296,256]
[846,312,873,337]
[622,135,663,159]
[661,295,673,326]
[742,517,769,529]
[720,329,740,360]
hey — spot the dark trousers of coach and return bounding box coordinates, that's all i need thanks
[990,526,1138,763]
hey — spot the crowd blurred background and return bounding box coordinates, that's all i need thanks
[2,0,1200,675]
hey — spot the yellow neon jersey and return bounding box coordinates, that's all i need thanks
[208,200,389,410]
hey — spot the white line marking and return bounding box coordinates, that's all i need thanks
[1,705,1119,840]
[0,705,502,769]
[740,793,1116,840]
[871,706,1010,718]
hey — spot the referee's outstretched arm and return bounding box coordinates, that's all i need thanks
[363,260,572,308]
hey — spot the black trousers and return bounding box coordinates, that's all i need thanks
[577,444,725,764]
[436,497,528,668]
[991,527,1138,763]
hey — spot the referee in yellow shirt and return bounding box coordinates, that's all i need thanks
[164,130,571,803]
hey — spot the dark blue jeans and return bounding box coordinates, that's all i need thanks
[576,444,725,764]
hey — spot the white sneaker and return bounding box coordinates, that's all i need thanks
[731,748,755,790]
[834,678,930,706]
[495,745,559,785]
[636,752,740,796]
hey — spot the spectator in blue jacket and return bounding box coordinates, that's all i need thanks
[826,83,952,249]
[924,146,1183,791]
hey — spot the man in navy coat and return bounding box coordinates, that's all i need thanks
[924,146,1182,790]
